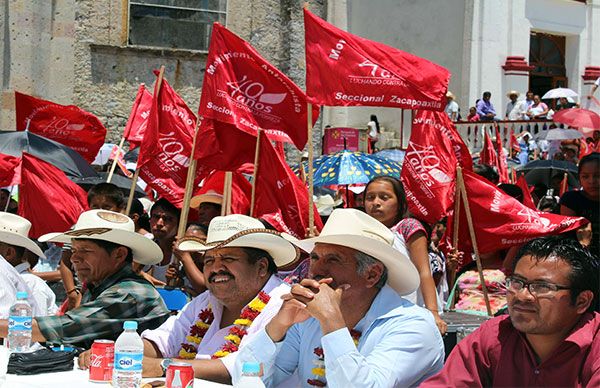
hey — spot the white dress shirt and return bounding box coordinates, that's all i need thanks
[15,262,58,316]
[0,256,41,318]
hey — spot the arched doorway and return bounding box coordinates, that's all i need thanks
[529,32,567,99]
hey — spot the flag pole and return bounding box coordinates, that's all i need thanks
[224,171,233,215]
[448,171,462,309]
[176,118,201,238]
[125,65,165,215]
[457,168,493,317]
[249,129,262,217]
[307,102,315,237]
[106,137,126,183]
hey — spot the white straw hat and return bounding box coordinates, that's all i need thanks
[288,208,419,295]
[0,212,45,258]
[38,210,162,265]
[178,214,298,267]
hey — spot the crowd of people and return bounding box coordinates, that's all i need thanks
[0,138,597,386]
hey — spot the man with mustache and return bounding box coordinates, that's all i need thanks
[134,214,296,384]
[422,236,600,387]
[232,209,445,387]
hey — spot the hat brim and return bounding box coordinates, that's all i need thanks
[0,231,45,258]
[506,91,520,97]
[289,234,419,295]
[39,229,162,265]
[178,230,298,268]
[190,194,223,209]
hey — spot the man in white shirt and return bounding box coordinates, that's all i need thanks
[0,256,39,318]
[445,91,460,121]
[0,212,50,316]
[505,90,527,120]
[588,76,600,98]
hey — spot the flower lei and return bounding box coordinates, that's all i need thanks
[307,329,361,387]
[178,291,271,360]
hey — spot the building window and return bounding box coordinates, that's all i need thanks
[128,1,226,51]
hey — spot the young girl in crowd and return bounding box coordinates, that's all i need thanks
[363,176,447,334]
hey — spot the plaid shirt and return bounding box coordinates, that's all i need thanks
[37,264,170,348]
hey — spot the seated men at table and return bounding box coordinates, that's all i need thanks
[422,236,600,387]
[0,210,170,348]
[232,209,445,387]
[0,212,57,316]
[134,215,295,384]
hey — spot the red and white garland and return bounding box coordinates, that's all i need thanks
[307,329,361,387]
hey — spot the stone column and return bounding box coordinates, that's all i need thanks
[502,56,533,100]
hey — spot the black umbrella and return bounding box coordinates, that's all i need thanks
[0,131,98,178]
[72,172,146,198]
[516,159,579,188]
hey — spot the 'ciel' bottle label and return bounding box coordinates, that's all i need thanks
[8,316,32,331]
[114,352,143,371]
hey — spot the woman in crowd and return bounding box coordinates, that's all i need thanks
[363,176,447,334]
[526,94,549,119]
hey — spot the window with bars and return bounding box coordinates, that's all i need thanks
[128,1,226,51]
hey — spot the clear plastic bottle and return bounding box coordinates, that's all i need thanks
[235,362,266,388]
[8,291,32,352]
[112,321,143,388]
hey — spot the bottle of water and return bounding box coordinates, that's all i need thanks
[113,321,143,388]
[235,362,266,388]
[8,291,32,352]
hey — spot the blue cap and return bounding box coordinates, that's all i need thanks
[123,321,138,330]
[16,291,28,299]
[242,362,261,375]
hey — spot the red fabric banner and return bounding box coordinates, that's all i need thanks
[15,92,107,163]
[494,125,509,183]
[254,134,322,238]
[18,153,88,238]
[137,73,196,208]
[0,154,21,187]
[198,23,318,150]
[192,169,252,215]
[400,111,472,224]
[303,9,450,110]
[516,175,536,210]
[124,84,153,149]
[479,130,498,169]
[446,169,588,255]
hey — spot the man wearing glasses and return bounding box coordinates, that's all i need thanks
[422,236,600,387]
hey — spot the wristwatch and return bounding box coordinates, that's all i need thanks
[160,358,173,377]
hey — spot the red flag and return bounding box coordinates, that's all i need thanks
[137,73,196,208]
[18,153,88,238]
[509,128,520,153]
[254,134,322,238]
[124,84,153,149]
[0,154,21,187]
[109,145,133,178]
[447,170,588,255]
[494,125,509,183]
[192,169,252,215]
[197,23,318,150]
[400,111,472,224]
[516,175,537,209]
[15,92,107,163]
[479,130,498,168]
[303,9,450,110]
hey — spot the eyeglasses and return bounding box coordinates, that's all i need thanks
[506,276,571,297]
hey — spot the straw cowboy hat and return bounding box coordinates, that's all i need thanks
[178,214,298,267]
[0,212,45,258]
[314,194,343,216]
[289,208,419,295]
[506,90,520,98]
[38,210,162,265]
[446,91,455,99]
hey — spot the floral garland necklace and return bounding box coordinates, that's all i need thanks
[178,291,271,360]
[307,329,361,387]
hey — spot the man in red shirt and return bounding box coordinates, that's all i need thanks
[422,236,599,387]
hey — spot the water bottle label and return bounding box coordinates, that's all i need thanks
[114,352,143,372]
[8,316,32,331]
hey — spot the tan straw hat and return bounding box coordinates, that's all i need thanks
[288,208,419,295]
[38,210,162,265]
[506,90,520,98]
[0,212,45,258]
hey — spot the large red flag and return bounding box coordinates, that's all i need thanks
[494,125,509,183]
[254,134,322,238]
[18,153,88,238]
[0,154,21,187]
[445,169,588,255]
[479,130,498,168]
[124,84,153,149]
[516,175,537,209]
[303,9,450,110]
[15,92,107,163]
[197,23,318,150]
[400,111,472,224]
[137,73,196,208]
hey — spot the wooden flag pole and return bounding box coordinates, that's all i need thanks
[448,171,462,309]
[224,171,233,215]
[176,118,201,238]
[249,129,262,217]
[220,172,229,217]
[106,136,126,183]
[307,103,315,237]
[125,65,165,215]
[457,168,493,317]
